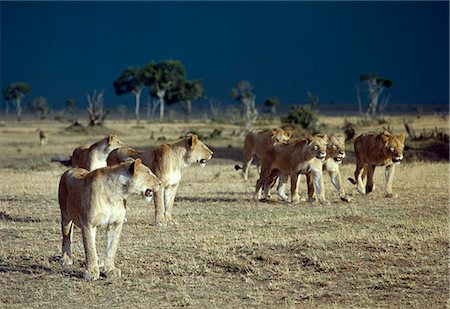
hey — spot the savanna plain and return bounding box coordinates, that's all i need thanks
[0,114,448,308]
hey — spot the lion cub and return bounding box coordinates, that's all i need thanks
[235,128,292,181]
[52,134,123,171]
[58,159,160,280]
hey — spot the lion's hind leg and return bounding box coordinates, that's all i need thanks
[60,220,75,266]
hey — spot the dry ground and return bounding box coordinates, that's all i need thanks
[0,116,448,308]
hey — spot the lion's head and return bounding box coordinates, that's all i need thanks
[378,131,406,164]
[127,158,161,203]
[306,134,328,160]
[271,128,292,143]
[105,133,124,153]
[327,135,346,164]
[184,134,213,167]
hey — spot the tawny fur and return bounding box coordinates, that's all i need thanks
[255,134,328,204]
[58,159,160,281]
[52,134,123,170]
[107,134,213,226]
[107,146,145,166]
[348,131,406,197]
[235,128,292,181]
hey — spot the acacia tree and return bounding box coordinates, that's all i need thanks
[2,82,31,121]
[113,67,145,124]
[166,79,204,115]
[230,80,258,133]
[143,60,186,122]
[29,96,49,120]
[358,72,393,117]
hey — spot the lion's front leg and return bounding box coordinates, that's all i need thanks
[329,170,350,202]
[290,172,300,203]
[384,164,397,198]
[164,183,179,225]
[153,187,166,226]
[81,225,100,281]
[103,221,124,278]
[311,169,326,203]
[276,174,289,202]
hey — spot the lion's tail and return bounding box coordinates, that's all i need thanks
[234,164,242,171]
[348,178,357,185]
[51,156,72,167]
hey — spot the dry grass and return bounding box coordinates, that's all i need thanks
[0,116,448,308]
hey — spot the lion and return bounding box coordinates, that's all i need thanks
[52,134,123,171]
[255,134,328,203]
[107,146,145,166]
[38,129,47,146]
[348,131,406,197]
[58,159,161,281]
[274,135,350,202]
[234,128,292,181]
[107,134,213,226]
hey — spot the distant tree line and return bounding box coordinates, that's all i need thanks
[2,66,394,133]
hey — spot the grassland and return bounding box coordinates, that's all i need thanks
[0,115,448,308]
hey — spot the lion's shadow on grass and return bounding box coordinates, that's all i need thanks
[0,257,84,279]
[0,211,42,223]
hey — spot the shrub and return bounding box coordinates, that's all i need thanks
[281,105,319,133]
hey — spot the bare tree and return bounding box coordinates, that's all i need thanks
[358,73,393,117]
[87,89,105,126]
[230,80,258,133]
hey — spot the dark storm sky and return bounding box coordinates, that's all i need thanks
[1,1,449,110]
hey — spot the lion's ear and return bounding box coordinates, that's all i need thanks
[398,133,406,144]
[271,128,278,136]
[305,136,313,144]
[108,134,116,144]
[286,130,292,139]
[129,158,141,175]
[186,134,198,148]
[377,132,391,145]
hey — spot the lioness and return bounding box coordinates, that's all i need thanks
[39,129,47,146]
[235,128,292,181]
[307,135,349,202]
[255,134,328,203]
[107,134,213,226]
[275,135,350,202]
[348,131,406,197]
[52,134,123,171]
[107,146,145,166]
[58,159,161,280]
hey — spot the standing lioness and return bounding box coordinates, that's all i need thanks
[140,134,213,226]
[52,134,124,171]
[58,159,160,280]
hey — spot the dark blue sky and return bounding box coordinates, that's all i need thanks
[1,1,449,111]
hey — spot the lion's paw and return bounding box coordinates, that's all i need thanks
[60,254,74,266]
[340,195,351,202]
[84,267,100,281]
[104,267,121,279]
[385,192,398,199]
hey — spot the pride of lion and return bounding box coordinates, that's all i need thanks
[53,127,405,280]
